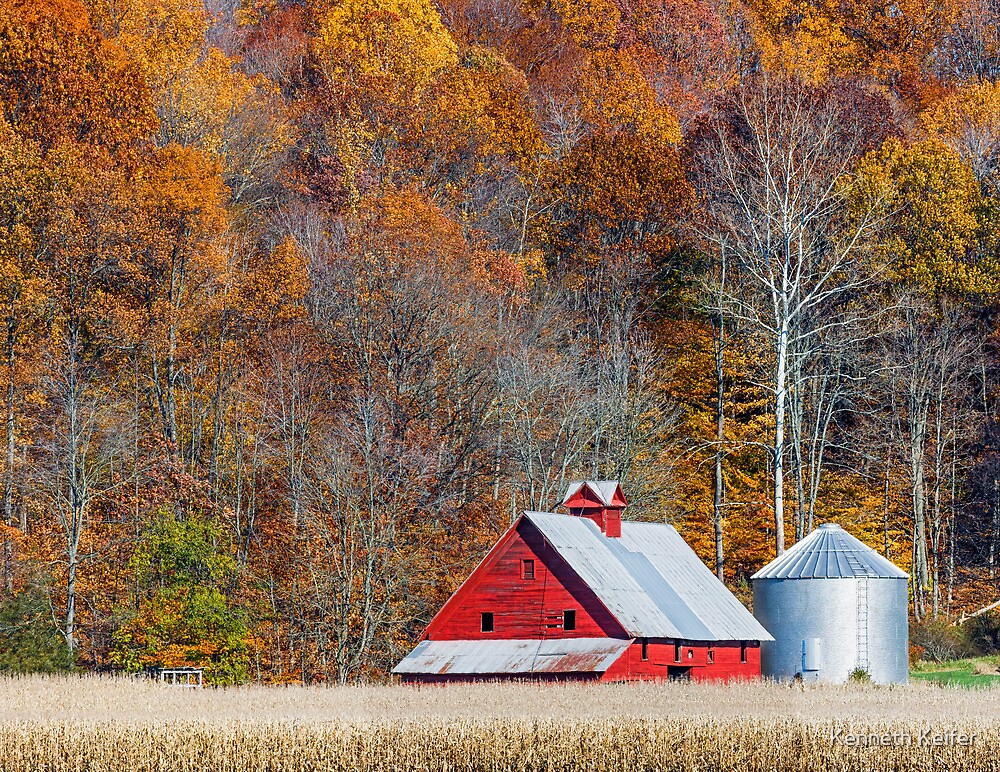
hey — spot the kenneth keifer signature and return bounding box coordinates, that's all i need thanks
[830,728,977,747]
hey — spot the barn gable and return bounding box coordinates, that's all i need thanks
[423,516,627,641]
[562,481,627,509]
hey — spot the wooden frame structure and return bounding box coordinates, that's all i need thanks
[157,667,204,687]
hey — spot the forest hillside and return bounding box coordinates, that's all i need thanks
[0,0,998,681]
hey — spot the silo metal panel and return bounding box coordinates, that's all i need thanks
[755,577,858,682]
[753,576,908,684]
[751,524,909,685]
[865,577,909,683]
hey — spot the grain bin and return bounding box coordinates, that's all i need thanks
[751,523,909,684]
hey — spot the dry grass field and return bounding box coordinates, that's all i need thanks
[2,675,1000,771]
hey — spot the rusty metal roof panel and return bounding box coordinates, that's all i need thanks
[751,523,909,580]
[524,512,773,642]
[391,638,632,675]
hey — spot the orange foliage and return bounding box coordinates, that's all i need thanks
[0,0,156,150]
[749,0,960,87]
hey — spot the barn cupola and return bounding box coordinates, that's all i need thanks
[562,481,628,537]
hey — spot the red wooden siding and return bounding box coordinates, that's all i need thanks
[602,641,760,681]
[424,519,626,641]
[399,641,761,683]
[563,483,626,537]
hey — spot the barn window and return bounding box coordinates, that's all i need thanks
[563,610,576,631]
[740,642,747,663]
[707,648,715,664]
[641,639,649,661]
[674,643,682,662]
[521,559,535,580]
[687,649,693,660]
[481,612,494,633]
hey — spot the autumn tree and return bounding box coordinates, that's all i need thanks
[932,0,1000,82]
[282,191,512,680]
[311,0,459,199]
[851,138,1000,617]
[690,75,897,556]
[111,513,250,683]
[0,0,155,150]
[749,0,960,88]
[33,149,139,657]
[115,144,229,468]
[922,81,1000,195]
[621,0,739,126]
[0,121,48,595]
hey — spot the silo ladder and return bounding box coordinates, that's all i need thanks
[853,572,871,674]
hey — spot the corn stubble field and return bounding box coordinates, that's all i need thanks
[2,676,1000,771]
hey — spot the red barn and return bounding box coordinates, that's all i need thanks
[393,481,773,682]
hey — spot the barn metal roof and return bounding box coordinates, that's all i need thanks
[751,523,909,580]
[523,512,773,641]
[391,637,631,675]
[562,481,621,507]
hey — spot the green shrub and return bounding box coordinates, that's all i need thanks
[0,587,72,673]
[110,513,249,684]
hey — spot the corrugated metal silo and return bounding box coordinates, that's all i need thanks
[751,523,909,684]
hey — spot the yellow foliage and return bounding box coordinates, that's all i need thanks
[922,81,1000,139]
[0,0,156,150]
[311,0,460,202]
[423,48,544,168]
[921,81,1000,191]
[749,0,960,84]
[546,0,620,49]
[751,3,858,83]
[657,317,773,580]
[88,0,294,197]
[578,49,681,144]
[239,238,309,325]
[408,46,545,202]
[851,138,1000,295]
[313,0,458,105]
[88,0,207,85]
[516,248,548,289]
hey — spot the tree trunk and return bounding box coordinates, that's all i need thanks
[773,316,788,556]
[931,377,946,619]
[910,406,929,619]
[712,314,725,581]
[991,477,1000,579]
[65,538,77,654]
[2,312,15,596]
[64,323,82,656]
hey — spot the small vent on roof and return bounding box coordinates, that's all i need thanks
[562,481,627,537]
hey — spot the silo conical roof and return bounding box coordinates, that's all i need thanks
[751,523,908,580]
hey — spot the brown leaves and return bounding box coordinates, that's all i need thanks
[547,126,691,269]
[0,0,156,151]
